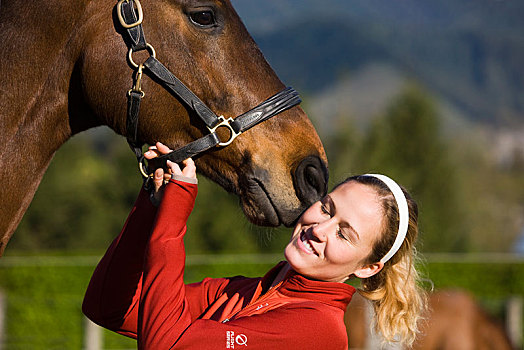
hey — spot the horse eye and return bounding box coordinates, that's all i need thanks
[189,11,216,27]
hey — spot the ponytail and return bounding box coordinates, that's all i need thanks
[359,245,425,346]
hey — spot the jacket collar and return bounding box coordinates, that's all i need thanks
[260,261,356,311]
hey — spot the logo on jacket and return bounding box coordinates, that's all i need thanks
[226,331,248,348]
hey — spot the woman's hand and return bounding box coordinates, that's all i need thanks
[144,142,196,205]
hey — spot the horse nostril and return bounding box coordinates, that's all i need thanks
[293,156,328,206]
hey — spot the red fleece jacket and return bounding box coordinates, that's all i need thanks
[83,180,355,349]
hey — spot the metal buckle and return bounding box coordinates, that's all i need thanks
[207,116,240,147]
[117,0,144,29]
[128,43,156,69]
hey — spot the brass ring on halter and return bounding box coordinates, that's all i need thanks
[128,88,145,98]
[128,43,156,69]
[138,157,152,179]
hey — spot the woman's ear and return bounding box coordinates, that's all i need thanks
[354,262,384,279]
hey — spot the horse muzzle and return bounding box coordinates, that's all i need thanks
[241,155,328,227]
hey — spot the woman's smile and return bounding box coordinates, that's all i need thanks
[297,229,318,256]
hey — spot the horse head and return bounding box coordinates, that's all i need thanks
[77,0,328,226]
[0,0,327,254]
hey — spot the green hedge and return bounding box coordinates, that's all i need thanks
[0,257,522,349]
[0,264,94,349]
[0,257,277,350]
[421,261,524,298]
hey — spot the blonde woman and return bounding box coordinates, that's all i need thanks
[83,142,425,349]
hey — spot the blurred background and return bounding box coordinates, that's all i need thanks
[0,0,523,349]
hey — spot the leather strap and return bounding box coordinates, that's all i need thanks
[126,90,144,159]
[126,90,142,145]
[146,133,221,172]
[230,87,301,134]
[144,57,220,129]
[118,0,148,51]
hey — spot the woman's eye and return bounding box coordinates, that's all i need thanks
[189,11,216,27]
[321,204,330,216]
[337,228,347,240]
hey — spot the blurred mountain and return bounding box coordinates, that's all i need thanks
[232,0,524,127]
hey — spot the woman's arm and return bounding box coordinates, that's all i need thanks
[137,179,198,348]
[82,177,204,339]
[82,186,158,338]
[83,142,196,338]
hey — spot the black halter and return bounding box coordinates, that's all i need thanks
[117,0,302,178]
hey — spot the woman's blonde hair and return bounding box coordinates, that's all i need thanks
[338,175,426,347]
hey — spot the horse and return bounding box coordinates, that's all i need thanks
[413,290,515,350]
[0,0,328,256]
[345,290,515,350]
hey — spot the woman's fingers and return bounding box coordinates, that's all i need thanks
[167,160,182,176]
[164,159,196,180]
[155,142,172,154]
[153,168,164,193]
[144,142,173,160]
[144,145,159,160]
[181,158,197,179]
[144,148,159,160]
[143,143,196,182]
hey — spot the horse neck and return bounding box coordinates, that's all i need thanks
[0,0,100,255]
[0,0,96,145]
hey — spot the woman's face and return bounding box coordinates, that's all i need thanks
[285,181,384,283]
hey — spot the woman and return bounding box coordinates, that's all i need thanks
[83,142,425,349]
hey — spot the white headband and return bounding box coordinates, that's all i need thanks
[364,174,409,264]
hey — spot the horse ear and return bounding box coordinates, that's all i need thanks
[354,262,384,279]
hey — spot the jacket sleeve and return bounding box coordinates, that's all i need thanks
[137,179,198,348]
[82,187,158,338]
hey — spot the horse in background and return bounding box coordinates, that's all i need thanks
[0,0,328,255]
[345,290,516,350]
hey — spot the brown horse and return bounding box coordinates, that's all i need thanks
[414,290,515,350]
[345,290,515,350]
[0,0,328,256]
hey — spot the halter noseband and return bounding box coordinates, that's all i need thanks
[117,0,302,178]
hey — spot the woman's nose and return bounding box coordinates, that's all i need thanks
[311,221,332,242]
